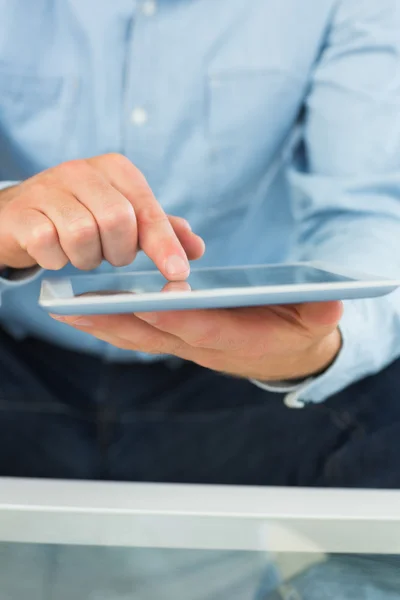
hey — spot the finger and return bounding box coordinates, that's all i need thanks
[88,154,190,280]
[33,188,102,270]
[51,313,191,357]
[15,208,69,270]
[162,281,192,292]
[51,160,138,267]
[136,307,255,352]
[135,303,342,354]
[168,216,205,261]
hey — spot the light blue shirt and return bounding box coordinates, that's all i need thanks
[1,0,400,404]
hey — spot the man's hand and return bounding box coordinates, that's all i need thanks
[0,154,204,276]
[52,300,343,381]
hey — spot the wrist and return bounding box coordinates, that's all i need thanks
[0,183,18,206]
[254,328,342,385]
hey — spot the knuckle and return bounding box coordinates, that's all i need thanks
[135,203,168,226]
[104,152,133,171]
[98,204,136,233]
[28,223,58,248]
[66,219,98,245]
[58,159,92,178]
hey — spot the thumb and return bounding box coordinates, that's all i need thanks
[297,301,344,330]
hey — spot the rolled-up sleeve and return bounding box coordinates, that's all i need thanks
[286,0,400,404]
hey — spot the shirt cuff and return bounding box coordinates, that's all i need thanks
[253,296,392,408]
[0,265,44,292]
[249,300,362,408]
[250,377,312,394]
[0,181,19,191]
[250,377,315,409]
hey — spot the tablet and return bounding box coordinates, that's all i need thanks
[39,261,400,315]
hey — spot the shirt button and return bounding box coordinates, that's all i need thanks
[141,0,157,16]
[130,107,148,126]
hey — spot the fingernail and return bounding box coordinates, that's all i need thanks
[183,220,192,231]
[165,255,189,277]
[137,312,158,324]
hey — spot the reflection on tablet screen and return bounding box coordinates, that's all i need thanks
[70,266,353,298]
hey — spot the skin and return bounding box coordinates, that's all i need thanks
[52,299,343,381]
[0,153,342,381]
[0,153,205,276]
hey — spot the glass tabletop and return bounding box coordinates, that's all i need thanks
[1,479,400,599]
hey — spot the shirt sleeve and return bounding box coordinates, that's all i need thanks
[260,0,400,405]
[0,181,20,191]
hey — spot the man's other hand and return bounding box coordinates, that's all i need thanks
[52,300,343,382]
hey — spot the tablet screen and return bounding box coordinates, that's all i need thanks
[66,265,354,298]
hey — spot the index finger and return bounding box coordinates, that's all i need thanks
[89,154,190,280]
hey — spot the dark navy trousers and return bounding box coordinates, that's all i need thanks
[0,328,399,488]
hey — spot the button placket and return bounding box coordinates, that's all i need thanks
[121,0,163,195]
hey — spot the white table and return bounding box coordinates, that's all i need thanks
[1,480,400,599]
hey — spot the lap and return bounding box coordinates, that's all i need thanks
[0,329,399,487]
[108,361,400,487]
